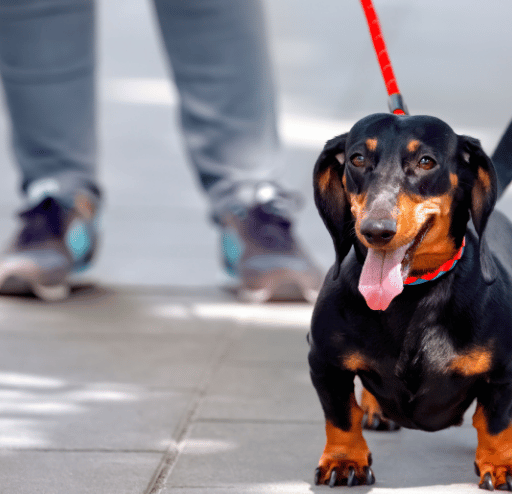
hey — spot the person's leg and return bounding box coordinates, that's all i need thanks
[0,0,99,300]
[152,0,299,217]
[0,0,99,203]
[152,0,321,302]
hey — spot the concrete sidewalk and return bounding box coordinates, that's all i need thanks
[0,1,508,492]
[0,285,480,493]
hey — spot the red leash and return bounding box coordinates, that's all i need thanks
[360,0,408,115]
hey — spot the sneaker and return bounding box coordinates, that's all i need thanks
[0,193,98,301]
[220,202,323,303]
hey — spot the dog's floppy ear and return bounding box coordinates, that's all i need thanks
[460,135,498,283]
[313,134,353,279]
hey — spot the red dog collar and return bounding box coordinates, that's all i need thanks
[404,237,466,285]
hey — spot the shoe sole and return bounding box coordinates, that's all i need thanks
[239,285,319,304]
[238,269,320,304]
[32,283,70,302]
[0,258,71,302]
[0,275,70,302]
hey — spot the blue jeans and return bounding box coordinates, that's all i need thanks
[0,0,298,217]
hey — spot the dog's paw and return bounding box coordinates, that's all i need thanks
[474,404,512,490]
[314,453,375,487]
[361,388,400,432]
[362,411,400,431]
[474,460,512,491]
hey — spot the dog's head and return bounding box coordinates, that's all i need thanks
[314,113,497,310]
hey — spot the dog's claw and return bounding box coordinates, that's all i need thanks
[362,414,373,429]
[346,466,357,487]
[364,466,376,485]
[314,467,321,485]
[387,420,399,431]
[316,464,375,487]
[497,474,512,491]
[362,414,375,429]
[329,468,338,488]
[363,413,400,432]
[366,415,380,430]
[480,472,495,491]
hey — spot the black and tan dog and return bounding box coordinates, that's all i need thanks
[308,113,512,489]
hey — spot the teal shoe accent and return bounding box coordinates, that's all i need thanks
[66,219,91,262]
[221,229,244,277]
[218,204,323,303]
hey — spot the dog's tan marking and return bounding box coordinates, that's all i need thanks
[478,168,492,191]
[343,175,369,234]
[450,173,459,189]
[361,389,381,419]
[349,194,367,227]
[317,394,371,485]
[343,352,371,372]
[473,403,512,488]
[407,139,421,153]
[366,138,378,151]
[394,191,457,274]
[472,168,493,218]
[318,168,332,194]
[449,347,492,376]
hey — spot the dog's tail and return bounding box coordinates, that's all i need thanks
[492,119,512,199]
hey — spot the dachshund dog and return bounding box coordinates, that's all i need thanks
[309,113,512,490]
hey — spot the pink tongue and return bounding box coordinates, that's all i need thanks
[358,244,410,311]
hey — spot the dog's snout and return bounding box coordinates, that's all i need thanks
[360,219,397,246]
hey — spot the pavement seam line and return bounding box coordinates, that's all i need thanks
[143,323,241,494]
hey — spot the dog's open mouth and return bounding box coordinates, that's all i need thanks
[358,217,434,311]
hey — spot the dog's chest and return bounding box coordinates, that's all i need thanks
[357,323,492,430]
[397,320,490,374]
[394,324,456,384]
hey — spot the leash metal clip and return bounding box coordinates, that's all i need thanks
[388,93,409,115]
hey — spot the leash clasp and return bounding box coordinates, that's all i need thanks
[388,93,409,115]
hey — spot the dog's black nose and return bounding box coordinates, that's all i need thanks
[360,219,397,246]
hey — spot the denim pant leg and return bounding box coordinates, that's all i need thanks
[152,0,300,221]
[0,0,100,208]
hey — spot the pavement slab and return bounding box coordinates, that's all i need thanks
[0,330,224,390]
[196,362,322,423]
[0,451,163,494]
[0,287,492,493]
[164,415,478,493]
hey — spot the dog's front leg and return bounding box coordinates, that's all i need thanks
[310,359,375,487]
[473,401,512,491]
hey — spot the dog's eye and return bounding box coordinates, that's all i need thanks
[350,154,366,168]
[418,156,437,171]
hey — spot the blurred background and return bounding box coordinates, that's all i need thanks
[0,0,511,290]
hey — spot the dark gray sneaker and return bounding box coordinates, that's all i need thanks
[220,203,322,303]
[0,194,98,301]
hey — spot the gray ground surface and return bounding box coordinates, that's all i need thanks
[0,1,510,492]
